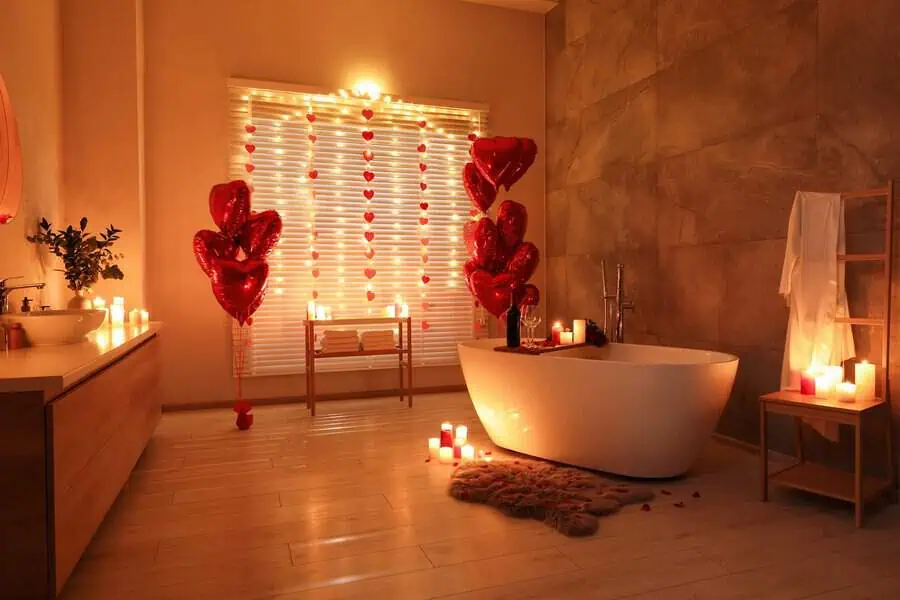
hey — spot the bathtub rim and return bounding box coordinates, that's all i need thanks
[458,338,739,367]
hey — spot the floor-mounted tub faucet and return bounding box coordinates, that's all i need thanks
[600,262,634,343]
[0,277,46,314]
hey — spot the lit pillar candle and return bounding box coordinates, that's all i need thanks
[551,322,563,345]
[110,297,126,327]
[573,319,586,345]
[94,297,108,325]
[815,375,836,399]
[800,366,819,395]
[385,304,396,318]
[128,308,140,324]
[461,444,475,461]
[455,425,468,444]
[560,330,574,345]
[315,305,326,321]
[836,381,856,403]
[428,437,440,459]
[439,446,453,464]
[453,441,463,459]
[140,309,150,323]
[440,423,453,447]
[400,303,409,318]
[307,300,317,320]
[855,360,876,403]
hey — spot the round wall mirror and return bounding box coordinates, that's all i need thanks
[0,72,23,225]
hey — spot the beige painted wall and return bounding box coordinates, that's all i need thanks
[142,0,546,406]
[0,0,64,309]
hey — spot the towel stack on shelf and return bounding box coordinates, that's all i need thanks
[321,330,360,353]
[361,329,396,351]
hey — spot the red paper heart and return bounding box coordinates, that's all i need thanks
[364,268,377,279]
[306,113,316,123]
[367,291,376,302]
[419,217,429,226]
[472,217,501,271]
[419,163,428,172]
[421,275,430,284]
[497,200,528,250]
[421,238,430,245]
[209,180,250,238]
[209,258,269,326]
[364,248,375,259]
[244,143,256,154]
[468,270,519,318]
[419,202,429,210]
[363,171,375,182]
[420,182,428,191]
[417,120,427,128]
[422,321,431,331]
[361,108,374,120]
[365,231,375,242]
[245,164,255,173]
[422,255,429,264]
[312,290,319,299]
[506,241,540,284]
[364,211,375,223]
[308,134,318,143]
[417,144,427,153]
[463,161,498,213]
[471,137,537,191]
[362,130,374,141]
[363,189,375,200]
[238,210,283,259]
[363,150,374,162]
[245,124,256,133]
[422,301,432,310]
[311,251,319,260]
[308,169,319,180]
[193,230,239,277]
[467,133,477,142]
[312,268,320,278]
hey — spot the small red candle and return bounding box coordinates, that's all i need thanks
[551,321,563,345]
[800,368,817,395]
[440,423,453,447]
[453,442,462,459]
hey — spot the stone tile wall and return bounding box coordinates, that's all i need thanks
[546,0,900,460]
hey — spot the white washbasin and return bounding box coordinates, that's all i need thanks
[2,309,106,346]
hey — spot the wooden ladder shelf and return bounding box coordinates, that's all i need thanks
[759,182,898,527]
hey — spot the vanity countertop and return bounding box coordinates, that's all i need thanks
[0,322,162,399]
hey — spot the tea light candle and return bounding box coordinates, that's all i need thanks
[462,444,475,461]
[455,425,468,444]
[573,319,586,345]
[560,330,574,345]
[140,309,150,323]
[307,300,316,320]
[551,321,563,345]
[440,423,453,447]
[439,446,453,464]
[855,360,876,403]
[428,437,440,459]
[836,381,856,403]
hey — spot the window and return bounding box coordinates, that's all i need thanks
[228,80,487,376]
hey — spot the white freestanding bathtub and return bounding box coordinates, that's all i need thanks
[458,339,739,478]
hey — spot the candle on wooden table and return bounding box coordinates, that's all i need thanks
[455,425,468,444]
[307,300,317,320]
[428,438,440,459]
[385,304,396,318]
[315,305,327,321]
[855,360,876,403]
[439,446,453,464]
[815,375,835,399]
[440,423,453,447]
[551,322,563,345]
[836,381,856,403]
[800,366,819,395]
[462,445,475,461]
[573,319,586,345]
[560,330,574,345]
[400,304,409,318]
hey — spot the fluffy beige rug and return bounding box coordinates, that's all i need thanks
[449,459,654,536]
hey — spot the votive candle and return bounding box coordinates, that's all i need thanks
[551,321,563,345]
[560,331,574,345]
[439,446,453,464]
[800,367,818,395]
[440,423,453,447]
[855,360,876,403]
[453,441,463,459]
[573,319,586,345]
[455,425,468,444]
[836,381,856,403]
[461,444,475,461]
[428,437,440,459]
[129,308,140,324]
[140,309,150,323]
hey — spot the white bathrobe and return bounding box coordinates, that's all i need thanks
[779,191,855,440]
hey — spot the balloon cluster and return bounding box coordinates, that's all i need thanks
[462,137,540,318]
[193,180,283,326]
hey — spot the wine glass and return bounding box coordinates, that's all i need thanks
[522,305,541,348]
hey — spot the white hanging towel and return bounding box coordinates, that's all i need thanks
[779,191,855,441]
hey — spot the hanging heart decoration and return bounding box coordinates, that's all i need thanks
[361,104,377,303]
[364,211,375,223]
[244,143,256,154]
[306,113,316,123]
[364,268,377,279]
[306,108,320,306]
[362,130,374,142]
[363,171,375,182]
[417,115,432,321]
[363,150,374,162]
[363,189,375,200]
[245,164,255,173]
[245,124,256,134]
[361,108,374,121]
[308,169,319,180]
[367,290,376,302]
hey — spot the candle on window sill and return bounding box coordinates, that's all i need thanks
[551,321,563,345]
[461,444,475,461]
[439,446,453,464]
[455,425,468,444]
[573,319,586,345]
[855,360,876,403]
[836,381,856,403]
[559,331,574,345]
[815,375,835,399]
[428,437,440,459]
[440,423,453,447]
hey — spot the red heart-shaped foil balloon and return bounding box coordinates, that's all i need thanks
[521,284,540,306]
[238,210,283,259]
[471,137,537,191]
[469,270,518,318]
[496,199,528,250]
[193,229,239,277]
[472,217,501,271]
[209,180,251,238]
[463,162,497,213]
[463,258,479,295]
[506,241,540,284]
[209,258,269,326]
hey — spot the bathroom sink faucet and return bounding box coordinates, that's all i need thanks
[600,262,634,343]
[0,277,46,314]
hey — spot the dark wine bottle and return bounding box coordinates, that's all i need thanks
[506,298,521,348]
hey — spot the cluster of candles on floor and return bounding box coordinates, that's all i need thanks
[427,423,492,464]
[799,360,876,403]
[90,297,150,327]
[550,319,586,345]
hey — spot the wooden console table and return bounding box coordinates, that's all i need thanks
[304,317,412,416]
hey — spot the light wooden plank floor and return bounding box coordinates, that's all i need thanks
[61,392,900,600]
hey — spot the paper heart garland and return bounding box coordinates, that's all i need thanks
[193,230,238,277]
[209,258,269,326]
[471,137,537,191]
[239,210,283,259]
[364,268,377,279]
[362,130,374,141]
[463,162,498,213]
[496,200,528,250]
[209,180,250,238]
[364,231,375,242]
[362,108,374,121]
[367,291,376,302]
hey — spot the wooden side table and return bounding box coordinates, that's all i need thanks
[759,390,896,527]
[304,317,413,416]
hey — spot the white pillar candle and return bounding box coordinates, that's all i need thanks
[400,303,409,318]
[455,425,468,444]
[815,375,835,399]
[439,446,453,464]
[559,331,574,345]
[109,303,126,327]
[461,444,475,461]
[324,306,332,320]
[315,305,327,321]
[113,296,125,306]
[573,319,586,344]
[94,297,108,325]
[140,309,150,323]
[428,438,440,459]
[855,360,876,403]
[129,308,140,324]
[836,381,856,403]
[385,304,396,318]
[307,300,316,320]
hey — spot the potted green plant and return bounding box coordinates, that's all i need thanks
[27,217,124,308]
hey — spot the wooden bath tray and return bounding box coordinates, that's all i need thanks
[493,343,587,355]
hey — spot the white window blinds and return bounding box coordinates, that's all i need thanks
[227,81,486,376]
